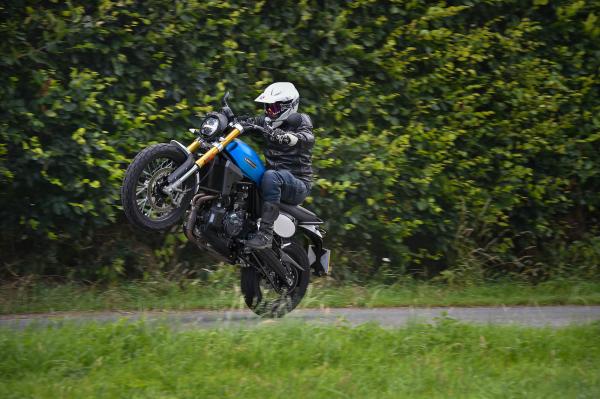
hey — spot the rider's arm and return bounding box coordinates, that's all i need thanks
[265,115,314,147]
[239,115,266,128]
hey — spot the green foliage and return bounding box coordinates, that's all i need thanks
[1,1,599,279]
[1,321,599,397]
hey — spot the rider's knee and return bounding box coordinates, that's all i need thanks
[261,169,284,202]
[261,169,282,188]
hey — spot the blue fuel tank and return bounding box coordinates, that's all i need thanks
[225,139,265,184]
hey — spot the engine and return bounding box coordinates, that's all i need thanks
[223,210,245,237]
[184,185,254,261]
[202,186,251,239]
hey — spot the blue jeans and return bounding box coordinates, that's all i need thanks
[261,169,311,205]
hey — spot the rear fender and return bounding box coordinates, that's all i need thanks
[298,225,330,276]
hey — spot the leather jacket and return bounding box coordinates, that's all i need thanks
[243,113,314,185]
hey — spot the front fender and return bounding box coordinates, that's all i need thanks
[166,151,196,185]
[170,140,191,156]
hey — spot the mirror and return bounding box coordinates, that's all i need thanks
[222,91,230,107]
[221,91,234,121]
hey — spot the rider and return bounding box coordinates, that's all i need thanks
[241,82,314,249]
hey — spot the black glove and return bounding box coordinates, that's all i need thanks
[239,116,266,134]
[239,121,263,134]
[263,127,298,146]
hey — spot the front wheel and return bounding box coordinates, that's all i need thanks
[241,242,310,318]
[121,143,195,231]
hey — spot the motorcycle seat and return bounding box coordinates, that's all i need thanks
[279,203,323,225]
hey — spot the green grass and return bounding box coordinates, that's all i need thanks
[1,278,600,315]
[1,319,599,398]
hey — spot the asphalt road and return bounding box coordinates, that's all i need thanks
[1,305,600,329]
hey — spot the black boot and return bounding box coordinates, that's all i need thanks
[246,202,279,250]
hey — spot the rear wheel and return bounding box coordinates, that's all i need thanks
[241,242,310,318]
[121,143,195,231]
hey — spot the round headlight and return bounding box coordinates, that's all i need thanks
[200,117,219,137]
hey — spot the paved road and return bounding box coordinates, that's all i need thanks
[1,305,600,329]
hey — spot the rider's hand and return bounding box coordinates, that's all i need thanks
[239,116,267,134]
[238,117,299,146]
[240,121,266,134]
[264,127,299,146]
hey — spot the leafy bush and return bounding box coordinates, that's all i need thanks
[1,1,599,280]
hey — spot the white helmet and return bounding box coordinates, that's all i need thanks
[254,82,300,128]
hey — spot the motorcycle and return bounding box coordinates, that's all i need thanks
[121,93,330,317]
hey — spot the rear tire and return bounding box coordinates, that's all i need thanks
[121,143,195,231]
[241,242,310,318]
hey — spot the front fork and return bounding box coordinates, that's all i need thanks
[162,123,244,195]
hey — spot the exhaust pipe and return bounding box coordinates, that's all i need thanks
[184,193,217,249]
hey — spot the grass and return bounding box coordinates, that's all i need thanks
[0,319,599,398]
[1,277,600,315]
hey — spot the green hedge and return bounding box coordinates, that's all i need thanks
[1,0,599,280]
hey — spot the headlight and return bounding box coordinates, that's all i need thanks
[200,117,219,137]
[196,112,228,140]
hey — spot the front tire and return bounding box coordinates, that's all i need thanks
[121,143,195,231]
[241,242,310,318]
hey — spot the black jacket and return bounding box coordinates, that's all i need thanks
[245,113,314,185]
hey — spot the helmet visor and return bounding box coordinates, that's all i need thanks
[265,102,282,119]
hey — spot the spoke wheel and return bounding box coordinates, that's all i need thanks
[135,157,192,221]
[241,242,310,318]
[122,143,195,231]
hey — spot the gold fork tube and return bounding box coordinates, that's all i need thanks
[187,140,201,153]
[195,128,241,168]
